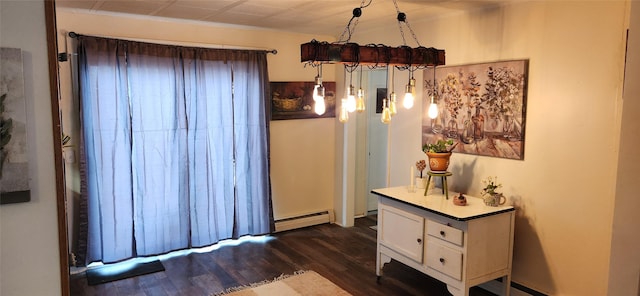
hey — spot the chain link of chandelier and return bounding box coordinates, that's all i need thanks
[301,0,446,124]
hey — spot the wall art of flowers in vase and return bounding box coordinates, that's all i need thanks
[421,60,528,160]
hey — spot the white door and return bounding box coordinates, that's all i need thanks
[366,69,388,213]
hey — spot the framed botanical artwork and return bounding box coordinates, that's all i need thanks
[1,47,31,204]
[270,81,336,120]
[422,59,529,160]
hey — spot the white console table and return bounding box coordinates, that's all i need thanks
[372,187,515,296]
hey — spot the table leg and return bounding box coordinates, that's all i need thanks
[424,175,432,196]
[443,176,449,199]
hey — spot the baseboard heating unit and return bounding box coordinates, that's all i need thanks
[480,279,547,296]
[274,210,334,232]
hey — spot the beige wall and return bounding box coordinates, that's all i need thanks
[354,1,634,295]
[55,9,339,231]
[609,1,640,295]
[5,1,637,295]
[0,1,62,295]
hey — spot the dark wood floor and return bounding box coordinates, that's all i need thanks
[70,216,497,296]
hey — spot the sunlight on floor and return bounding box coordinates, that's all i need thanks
[82,235,276,274]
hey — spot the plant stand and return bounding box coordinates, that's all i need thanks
[424,171,452,199]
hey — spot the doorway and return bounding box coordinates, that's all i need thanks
[354,68,388,218]
[365,68,389,214]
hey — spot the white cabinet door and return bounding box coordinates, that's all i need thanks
[379,204,425,263]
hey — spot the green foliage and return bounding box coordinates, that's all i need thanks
[422,139,456,153]
[481,176,502,197]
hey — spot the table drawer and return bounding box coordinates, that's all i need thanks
[427,220,463,246]
[426,239,463,280]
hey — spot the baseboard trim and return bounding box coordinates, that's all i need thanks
[274,210,334,232]
[479,279,547,296]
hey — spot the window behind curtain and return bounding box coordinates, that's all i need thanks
[76,36,273,265]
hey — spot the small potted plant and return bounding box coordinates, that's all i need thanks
[422,139,457,172]
[415,160,427,188]
[480,176,506,206]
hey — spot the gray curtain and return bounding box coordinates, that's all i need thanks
[76,35,272,264]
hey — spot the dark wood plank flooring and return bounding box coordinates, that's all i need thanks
[69,216,497,296]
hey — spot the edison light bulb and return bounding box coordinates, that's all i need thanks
[389,92,397,116]
[403,77,416,109]
[313,84,325,103]
[403,92,414,109]
[346,85,356,113]
[381,99,391,124]
[428,96,438,119]
[315,98,326,115]
[313,75,323,101]
[355,88,365,112]
[339,99,349,123]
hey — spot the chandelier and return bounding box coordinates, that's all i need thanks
[301,0,446,124]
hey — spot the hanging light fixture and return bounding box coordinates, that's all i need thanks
[313,64,326,115]
[300,0,446,123]
[427,66,439,119]
[381,98,392,124]
[403,69,416,109]
[356,66,366,112]
[339,98,349,123]
[345,69,357,113]
[389,67,398,117]
[383,69,393,124]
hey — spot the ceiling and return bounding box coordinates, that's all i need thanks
[55,0,505,37]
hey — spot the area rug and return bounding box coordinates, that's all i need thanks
[214,270,351,296]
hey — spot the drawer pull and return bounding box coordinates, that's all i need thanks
[439,258,445,264]
[440,230,446,236]
[417,238,422,244]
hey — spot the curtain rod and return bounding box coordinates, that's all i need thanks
[67,31,278,54]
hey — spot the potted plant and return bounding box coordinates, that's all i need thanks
[422,139,457,172]
[480,176,506,206]
[415,160,427,188]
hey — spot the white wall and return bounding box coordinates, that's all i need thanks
[55,9,339,234]
[0,1,62,295]
[354,1,631,295]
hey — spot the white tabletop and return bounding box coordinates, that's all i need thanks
[372,186,514,221]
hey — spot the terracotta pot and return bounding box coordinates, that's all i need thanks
[425,152,452,172]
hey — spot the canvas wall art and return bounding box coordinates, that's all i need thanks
[270,81,336,120]
[1,47,31,204]
[422,60,528,160]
